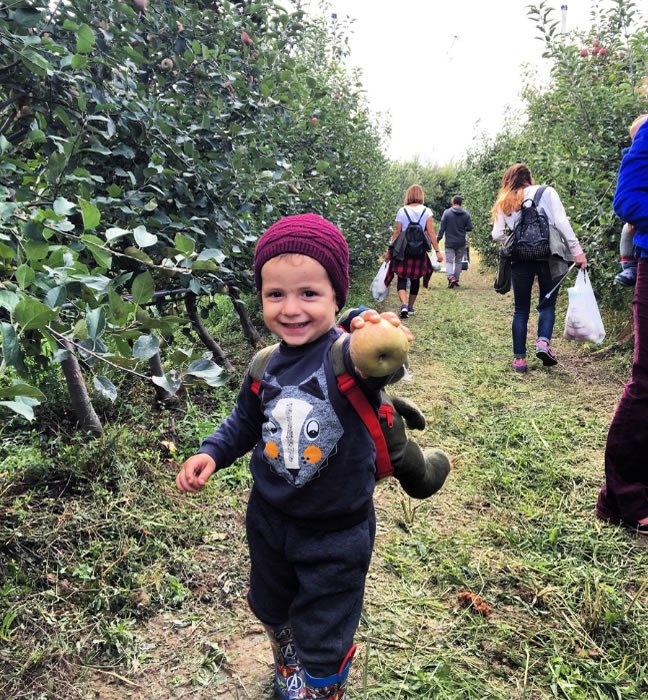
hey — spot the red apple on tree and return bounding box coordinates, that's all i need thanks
[350,318,410,377]
[591,38,600,47]
[241,31,253,46]
[309,116,319,126]
[580,48,588,57]
[599,47,607,56]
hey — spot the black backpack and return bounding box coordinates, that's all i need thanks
[511,185,551,262]
[403,208,431,257]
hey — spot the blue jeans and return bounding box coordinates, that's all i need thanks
[511,260,559,357]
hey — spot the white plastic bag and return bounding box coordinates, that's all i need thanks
[429,250,442,272]
[370,262,390,303]
[563,269,606,344]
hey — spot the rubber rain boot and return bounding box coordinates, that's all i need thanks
[298,645,356,699]
[264,623,303,699]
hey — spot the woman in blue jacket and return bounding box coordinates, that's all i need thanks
[597,114,648,535]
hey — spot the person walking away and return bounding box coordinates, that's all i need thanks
[597,113,648,535]
[438,195,474,288]
[176,213,414,698]
[491,163,587,373]
[385,184,443,319]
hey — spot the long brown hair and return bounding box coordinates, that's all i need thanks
[491,163,533,220]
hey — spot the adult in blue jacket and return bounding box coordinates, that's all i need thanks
[597,114,648,535]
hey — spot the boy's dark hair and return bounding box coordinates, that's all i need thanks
[452,195,463,206]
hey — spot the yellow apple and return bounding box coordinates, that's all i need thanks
[349,318,409,377]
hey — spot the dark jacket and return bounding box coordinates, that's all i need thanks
[438,207,473,248]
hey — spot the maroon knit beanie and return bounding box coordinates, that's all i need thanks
[254,213,350,308]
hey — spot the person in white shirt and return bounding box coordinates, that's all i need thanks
[491,163,587,373]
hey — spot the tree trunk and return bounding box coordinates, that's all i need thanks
[185,292,234,372]
[228,285,263,348]
[148,351,176,404]
[58,337,103,437]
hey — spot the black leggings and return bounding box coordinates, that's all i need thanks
[397,276,420,295]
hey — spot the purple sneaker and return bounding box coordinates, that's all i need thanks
[513,358,527,373]
[535,340,557,366]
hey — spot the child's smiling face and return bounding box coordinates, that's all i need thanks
[260,254,338,346]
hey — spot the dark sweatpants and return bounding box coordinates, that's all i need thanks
[597,257,648,524]
[246,487,375,677]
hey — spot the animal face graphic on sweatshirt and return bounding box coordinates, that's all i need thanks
[260,367,343,487]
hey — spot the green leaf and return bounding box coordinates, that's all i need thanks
[0,291,20,313]
[0,399,38,422]
[131,271,154,305]
[70,54,88,70]
[82,234,112,269]
[133,226,158,248]
[44,286,67,309]
[53,197,76,216]
[76,24,96,54]
[78,275,111,292]
[79,199,100,231]
[93,376,117,402]
[52,349,71,363]
[1,322,26,372]
[86,307,106,341]
[186,358,229,387]
[24,240,49,260]
[15,265,35,289]
[0,383,45,400]
[108,289,130,324]
[132,334,160,361]
[152,370,182,395]
[174,233,195,256]
[0,135,11,155]
[196,248,226,263]
[105,227,129,242]
[13,298,57,331]
[13,7,43,27]
[21,50,52,77]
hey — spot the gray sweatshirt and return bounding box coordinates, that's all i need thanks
[438,207,473,248]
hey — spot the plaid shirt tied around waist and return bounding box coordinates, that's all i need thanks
[385,254,434,288]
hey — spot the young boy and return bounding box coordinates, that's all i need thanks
[176,213,412,699]
[614,115,648,286]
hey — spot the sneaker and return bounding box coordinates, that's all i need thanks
[512,358,527,373]
[614,266,637,286]
[400,304,409,319]
[407,306,416,315]
[448,277,457,288]
[535,340,557,366]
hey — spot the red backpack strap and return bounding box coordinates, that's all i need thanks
[249,343,280,396]
[331,336,394,480]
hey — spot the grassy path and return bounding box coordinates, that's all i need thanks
[361,259,648,699]
[77,258,647,700]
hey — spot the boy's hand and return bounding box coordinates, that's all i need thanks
[350,309,414,343]
[176,453,216,493]
[349,310,412,378]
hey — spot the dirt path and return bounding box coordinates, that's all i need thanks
[82,257,632,699]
